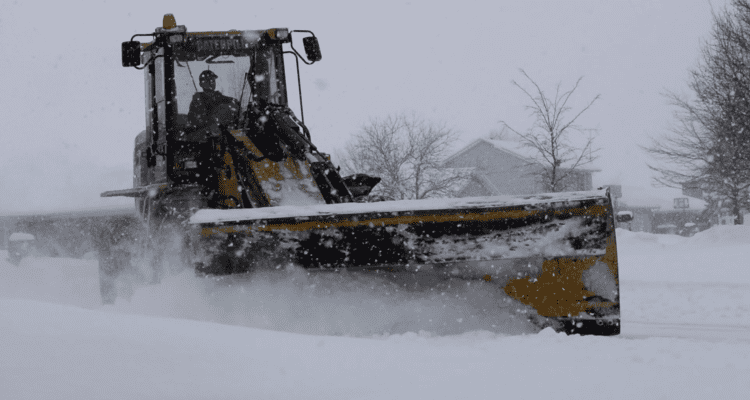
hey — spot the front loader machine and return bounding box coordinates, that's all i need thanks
[100,14,623,336]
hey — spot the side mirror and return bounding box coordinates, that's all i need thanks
[122,41,141,67]
[616,211,634,223]
[302,36,322,62]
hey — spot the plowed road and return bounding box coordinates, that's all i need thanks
[622,321,750,342]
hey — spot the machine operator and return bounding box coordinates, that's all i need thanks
[186,70,240,137]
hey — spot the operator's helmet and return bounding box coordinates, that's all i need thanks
[199,70,218,84]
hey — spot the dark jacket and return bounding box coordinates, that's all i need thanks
[187,90,238,131]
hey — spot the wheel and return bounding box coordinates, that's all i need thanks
[93,215,141,304]
[97,247,131,304]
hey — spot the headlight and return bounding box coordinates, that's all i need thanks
[267,28,290,41]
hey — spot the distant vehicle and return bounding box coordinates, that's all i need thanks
[7,232,35,265]
[616,211,634,223]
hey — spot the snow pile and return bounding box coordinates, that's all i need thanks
[687,224,750,247]
[617,226,750,285]
[617,224,750,251]
[615,227,687,250]
[618,185,707,211]
[615,225,750,327]
[190,189,608,224]
[620,280,750,327]
[0,255,101,309]
[8,232,35,242]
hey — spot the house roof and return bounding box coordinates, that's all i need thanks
[443,139,512,166]
[618,185,707,211]
[437,166,504,196]
[444,138,600,172]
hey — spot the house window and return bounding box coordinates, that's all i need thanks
[673,198,689,209]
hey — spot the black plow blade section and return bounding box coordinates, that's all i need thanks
[190,193,621,335]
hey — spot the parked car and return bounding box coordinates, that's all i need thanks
[7,232,35,265]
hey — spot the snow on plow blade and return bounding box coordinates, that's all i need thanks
[189,188,621,336]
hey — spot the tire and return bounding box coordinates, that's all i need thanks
[98,252,117,305]
[93,215,141,304]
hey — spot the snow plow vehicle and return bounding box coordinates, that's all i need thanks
[100,14,627,336]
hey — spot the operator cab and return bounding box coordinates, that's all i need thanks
[113,15,371,217]
[121,15,321,192]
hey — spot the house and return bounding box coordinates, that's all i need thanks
[680,182,750,226]
[617,184,750,233]
[442,138,598,196]
[616,185,709,235]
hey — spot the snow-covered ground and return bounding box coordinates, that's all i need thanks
[2,227,749,399]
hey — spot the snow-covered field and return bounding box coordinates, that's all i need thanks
[2,227,749,399]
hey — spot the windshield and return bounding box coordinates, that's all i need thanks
[173,56,252,120]
[174,41,287,122]
[254,44,288,107]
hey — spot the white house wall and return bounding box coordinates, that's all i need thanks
[444,141,544,195]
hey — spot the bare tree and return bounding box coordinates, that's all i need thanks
[646,0,750,224]
[501,70,600,192]
[339,113,468,200]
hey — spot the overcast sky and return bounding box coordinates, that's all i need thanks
[0,0,725,212]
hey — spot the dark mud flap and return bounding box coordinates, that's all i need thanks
[560,317,621,336]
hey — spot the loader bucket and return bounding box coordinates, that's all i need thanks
[188,188,621,335]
